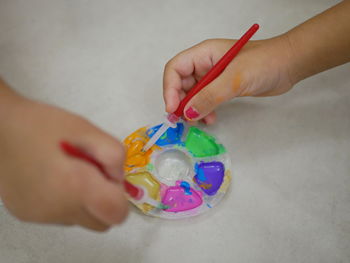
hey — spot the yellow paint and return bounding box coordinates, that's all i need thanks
[126,171,161,212]
[215,96,225,104]
[123,127,159,172]
[199,182,213,189]
[239,88,252,97]
[219,170,232,193]
[231,73,242,95]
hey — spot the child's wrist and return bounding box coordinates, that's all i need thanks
[280,31,307,85]
[272,33,300,86]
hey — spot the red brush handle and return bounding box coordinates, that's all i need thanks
[60,141,111,180]
[60,141,140,198]
[173,23,259,118]
[123,180,141,199]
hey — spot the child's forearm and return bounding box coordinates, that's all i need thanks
[0,78,25,124]
[0,78,14,95]
[286,0,350,84]
[0,78,20,102]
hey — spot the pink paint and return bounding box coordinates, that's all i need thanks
[162,181,203,212]
[160,183,168,198]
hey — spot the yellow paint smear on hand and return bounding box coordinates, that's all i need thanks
[215,96,225,104]
[231,72,242,95]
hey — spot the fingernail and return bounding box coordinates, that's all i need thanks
[185,107,199,120]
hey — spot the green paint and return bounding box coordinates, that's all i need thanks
[158,203,169,210]
[160,132,167,140]
[147,163,155,171]
[185,127,226,157]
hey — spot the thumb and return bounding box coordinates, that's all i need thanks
[183,69,243,121]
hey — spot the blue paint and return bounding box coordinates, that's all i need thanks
[180,181,192,195]
[146,123,184,146]
[207,203,212,208]
[195,163,206,181]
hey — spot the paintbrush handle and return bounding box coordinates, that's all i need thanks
[60,141,112,180]
[60,141,141,198]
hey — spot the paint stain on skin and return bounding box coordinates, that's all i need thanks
[231,72,242,95]
[239,85,253,97]
[215,96,225,104]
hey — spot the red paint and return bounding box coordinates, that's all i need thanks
[185,107,199,120]
[60,141,142,199]
[171,24,259,120]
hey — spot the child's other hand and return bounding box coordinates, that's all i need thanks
[0,93,128,231]
[163,36,294,124]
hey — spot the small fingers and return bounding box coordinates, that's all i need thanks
[163,42,214,113]
[75,207,110,232]
[82,173,129,226]
[183,66,243,121]
[163,50,196,113]
[56,163,127,230]
[181,76,196,92]
[202,111,217,125]
[163,68,182,113]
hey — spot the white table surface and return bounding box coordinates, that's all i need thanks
[0,0,349,262]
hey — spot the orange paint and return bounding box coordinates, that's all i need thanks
[239,87,254,96]
[231,73,242,95]
[215,96,225,104]
[192,178,212,189]
[123,127,159,171]
[199,183,212,190]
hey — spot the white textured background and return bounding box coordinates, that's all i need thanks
[0,0,349,263]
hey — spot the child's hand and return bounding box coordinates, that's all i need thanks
[164,0,350,124]
[163,36,294,124]
[0,90,128,231]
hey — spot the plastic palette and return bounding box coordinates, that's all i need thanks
[123,122,231,219]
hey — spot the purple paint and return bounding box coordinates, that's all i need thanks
[194,161,225,195]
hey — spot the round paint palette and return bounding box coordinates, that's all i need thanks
[123,122,231,219]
